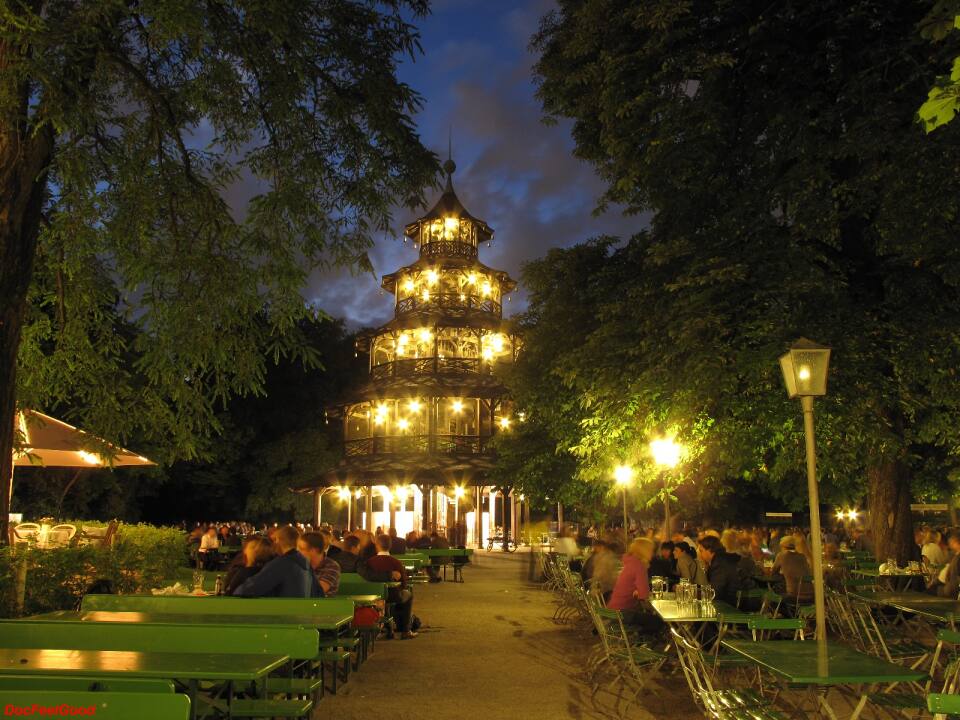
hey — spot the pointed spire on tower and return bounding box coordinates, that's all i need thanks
[443,125,456,191]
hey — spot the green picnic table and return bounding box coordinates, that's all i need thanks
[27,609,354,632]
[723,640,927,720]
[848,590,960,630]
[0,648,289,720]
[851,568,926,591]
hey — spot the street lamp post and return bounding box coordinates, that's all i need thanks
[337,487,352,530]
[649,438,682,537]
[614,465,633,534]
[779,337,831,646]
[454,486,465,527]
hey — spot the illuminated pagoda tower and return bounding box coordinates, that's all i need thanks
[306,156,520,546]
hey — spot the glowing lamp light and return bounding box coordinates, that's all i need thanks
[444,216,459,233]
[397,418,410,431]
[78,451,101,466]
[338,487,351,501]
[482,348,494,361]
[499,416,511,430]
[519,494,525,501]
[779,338,831,398]
[518,411,527,422]
[451,400,464,413]
[614,464,633,486]
[467,272,477,285]
[426,268,439,285]
[421,289,430,301]
[836,510,845,521]
[403,278,414,293]
[650,438,682,468]
[355,489,364,499]
[419,328,432,343]
[481,280,492,297]
[459,293,466,301]
[408,399,422,412]
[847,509,859,521]
[492,334,505,353]
[396,485,409,500]
[454,486,465,498]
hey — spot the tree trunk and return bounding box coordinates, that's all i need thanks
[867,458,914,565]
[0,32,56,545]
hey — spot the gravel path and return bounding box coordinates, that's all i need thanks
[316,550,702,720]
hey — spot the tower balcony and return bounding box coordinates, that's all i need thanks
[344,433,493,457]
[419,240,478,260]
[396,292,501,318]
[370,356,498,382]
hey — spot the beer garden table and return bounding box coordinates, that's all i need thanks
[722,640,927,720]
[0,647,287,720]
[847,590,960,631]
[851,568,926,592]
[27,610,354,634]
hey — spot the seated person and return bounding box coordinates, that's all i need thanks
[198,526,220,570]
[337,535,362,573]
[771,535,812,602]
[364,534,417,638]
[648,540,678,585]
[223,536,274,596]
[298,531,341,596]
[674,542,706,585]
[389,527,407,554]
[582,541,618,601]
[608,537,662,633]
[233,525,319,598]
[697,535,743,605]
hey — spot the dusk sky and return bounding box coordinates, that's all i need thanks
[305,0,645,328]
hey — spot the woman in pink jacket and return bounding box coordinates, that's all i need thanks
[607,537,663,635]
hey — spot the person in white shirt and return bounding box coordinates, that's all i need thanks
[199,526,220,569]
[922,529,947,566]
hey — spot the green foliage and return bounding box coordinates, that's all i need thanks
[919,2,960,131]
[527,0,960,538]
[3,0,439,467]
[0,523,184,618]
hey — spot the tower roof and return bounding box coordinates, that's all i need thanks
[404,157,494,243]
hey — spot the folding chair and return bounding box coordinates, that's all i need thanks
[671,628,787,719]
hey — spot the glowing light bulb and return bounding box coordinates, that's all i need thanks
[499,417,511,430]
[482,348,493,361]
[451,400,464,413]
[419,328,432,343]
[409,399,422,412]
[338,487,351,501]
[422,289,430,301]
[78,451,101,465]
[798,365,811,382]
[614,465,633,486]
[492,334,504,353]
[454,486,465,498]
[481,280,492,297]
[397,418,410,431]
[467,272,477,285]
[355,489,364,499]
[444,217,459,233]
[403,278,414,293]
[426,269,439,285]
[459,293,466,301]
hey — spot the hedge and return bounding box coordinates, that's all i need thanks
[0,523,185,618]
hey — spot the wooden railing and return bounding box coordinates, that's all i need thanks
[419,241,478,260]
[396,293,501,317]
[370,356,491,381]
[344,434,491,457]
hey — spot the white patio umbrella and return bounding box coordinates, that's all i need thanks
[14,409,155,468]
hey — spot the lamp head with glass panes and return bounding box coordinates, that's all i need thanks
[779,337,831,399]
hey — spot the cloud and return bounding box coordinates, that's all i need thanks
[304,0,649,329]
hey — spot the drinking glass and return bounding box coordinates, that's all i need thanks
[193,571,204,593]
[886,557,898,573]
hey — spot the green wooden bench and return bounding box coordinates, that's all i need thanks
[0,676,174,693]
[0,692,189,720]
[78,595,359,695]
[81,594,354,618]
[0,623,317,717]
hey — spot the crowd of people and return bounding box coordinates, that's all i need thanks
[182,521,466,640]
[563,521,960,635]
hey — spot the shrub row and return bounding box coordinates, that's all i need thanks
[0,523,185,618]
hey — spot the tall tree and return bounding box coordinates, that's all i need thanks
[533,0,960,560]
[0,0,439,542]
